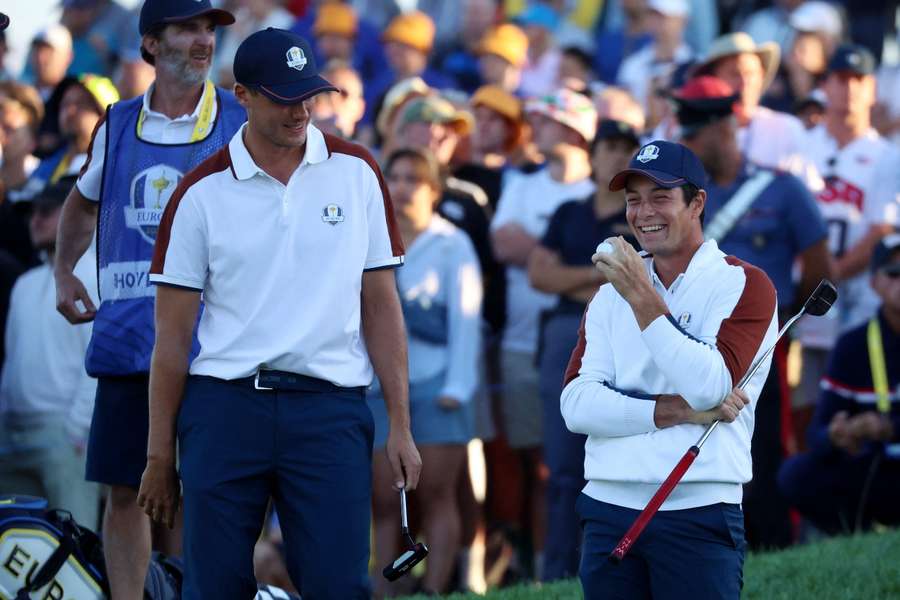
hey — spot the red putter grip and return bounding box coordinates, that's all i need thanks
[608,446,700,563]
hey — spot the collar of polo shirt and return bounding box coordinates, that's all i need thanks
[229,122,330,180]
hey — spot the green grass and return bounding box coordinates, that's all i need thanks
[399,527,900,599]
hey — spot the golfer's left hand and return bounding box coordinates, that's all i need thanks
[386,428,422,491]
[592,237,649,302]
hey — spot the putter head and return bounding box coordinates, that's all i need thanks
[382,542,429,582]
[803,279,838,317]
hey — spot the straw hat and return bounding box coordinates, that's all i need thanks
[695,32,780,93]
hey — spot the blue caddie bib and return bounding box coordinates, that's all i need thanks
[85,88,245,376]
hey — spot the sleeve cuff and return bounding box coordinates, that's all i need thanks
[149,273,203,290]
[624,396,658,433]
[76,179,99,202]
[364,256,404,271]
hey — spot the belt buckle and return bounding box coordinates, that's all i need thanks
[254,370,273,391]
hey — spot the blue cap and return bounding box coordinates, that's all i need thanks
[0,13,8,31]
[139,0,235,36]
[515,5,560,31]
[826,44,876,76]
[234,28,338,105]
[609,140,707,191]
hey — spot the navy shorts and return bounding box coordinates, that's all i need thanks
[85,374,150,489]
[577,494,746,600]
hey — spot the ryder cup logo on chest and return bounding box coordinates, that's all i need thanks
[636,144,660,163]
[125,165,184,244]
[322,204,345,225]
[286,46,307,71]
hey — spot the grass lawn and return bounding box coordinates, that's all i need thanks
[398,527,900,599]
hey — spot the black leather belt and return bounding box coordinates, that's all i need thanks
[230,369,365,394]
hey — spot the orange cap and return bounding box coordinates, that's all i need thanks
[471,85,523,123]
[313,3,357,37]
[478,23,529,68]
[382,10,435,53]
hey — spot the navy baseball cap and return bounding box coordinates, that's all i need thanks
[0,13,8,31]
[595,119,640,146]
[826,44,876,76]
[609,140,707,191]
[234,28,338,105]
[871,232,900,272]
[139,0,235,36]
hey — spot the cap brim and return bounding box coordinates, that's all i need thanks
[255,76,340,105]
[162,8,236,29]
[609,168,687,191]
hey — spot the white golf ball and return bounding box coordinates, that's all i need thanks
[595,241,614,255]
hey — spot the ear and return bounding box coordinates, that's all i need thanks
[141,34,159,63]
[233,83,251,108]
[692,188,707,219]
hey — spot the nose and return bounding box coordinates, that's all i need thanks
[289,101,310,120]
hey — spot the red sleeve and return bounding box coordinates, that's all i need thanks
[324,134,404,257]
[563,310,589,386]
[717,257,778,385]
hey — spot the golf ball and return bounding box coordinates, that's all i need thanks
[595,241,614,255]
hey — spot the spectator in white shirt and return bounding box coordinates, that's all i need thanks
[617,0,693,112]
[695,32,819,187]
[0,177,99,528]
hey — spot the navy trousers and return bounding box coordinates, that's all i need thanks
[538,311,587,581]
[178,375,373,600]
[577,494,745,600]
[778,450,900,534]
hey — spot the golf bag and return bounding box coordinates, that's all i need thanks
[0,495,107,600]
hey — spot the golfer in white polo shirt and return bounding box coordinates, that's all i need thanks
[137,28,421,599]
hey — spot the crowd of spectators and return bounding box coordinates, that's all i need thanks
[1,0,899,596]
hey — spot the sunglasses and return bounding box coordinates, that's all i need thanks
[880,264,900,279]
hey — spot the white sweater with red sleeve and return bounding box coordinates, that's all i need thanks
[560,240,778,510]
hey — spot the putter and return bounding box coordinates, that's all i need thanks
[608,279,838,564]
[382,488,429,581]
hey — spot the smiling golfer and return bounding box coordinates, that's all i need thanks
[561,141,778,599]
[137,28,421,599]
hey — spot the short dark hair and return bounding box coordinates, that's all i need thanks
[681,183,704,225]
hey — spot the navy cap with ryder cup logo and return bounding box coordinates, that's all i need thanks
[609,140,707,192]
[139,0,235,36]
[234,28,339,105]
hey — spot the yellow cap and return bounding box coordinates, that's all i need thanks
[382,11,435,53]
[471,85,522,123]
[313,4,357,37]
[478,23,529,68]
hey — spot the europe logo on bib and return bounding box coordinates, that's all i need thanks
[125,165,184,244]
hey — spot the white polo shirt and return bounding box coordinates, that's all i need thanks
[77,81,220,201]
[149,123,404,386]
